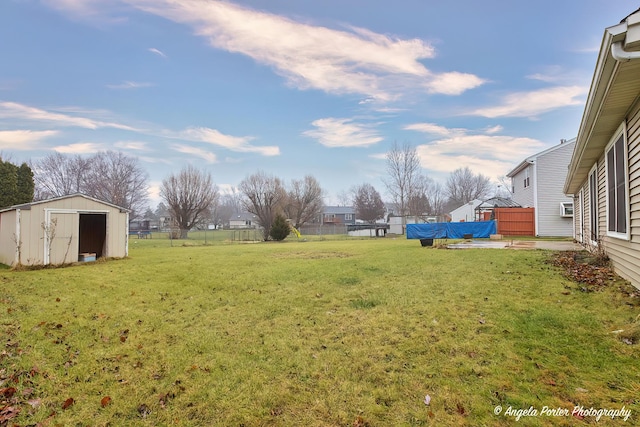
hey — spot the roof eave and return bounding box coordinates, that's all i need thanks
[565,15,640,194]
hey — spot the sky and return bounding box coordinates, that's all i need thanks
[0,0,637,207]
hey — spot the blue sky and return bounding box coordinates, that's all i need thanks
[0,0,636,206]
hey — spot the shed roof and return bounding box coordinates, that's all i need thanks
[0,193,129,214]
[476,197,521,209]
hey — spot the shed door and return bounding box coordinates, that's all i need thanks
[48,212,79,265]
[79,213,107,258]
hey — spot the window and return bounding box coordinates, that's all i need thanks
[589,167,598,242]
[605,126,628,239]
[345,214,353,220]
[560,202,573,217]
[523,167,530,188]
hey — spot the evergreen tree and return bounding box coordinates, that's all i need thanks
[0,159,18,209]
[0,159,35,208]
[16,163,34,204]
[269,213,291,241]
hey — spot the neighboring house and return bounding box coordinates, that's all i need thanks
[450,199,483,222]
[0,193,129,266]
[507,139,576,237]
[564,8,640,289]
[229,212,258,229]
[320,206,356,225]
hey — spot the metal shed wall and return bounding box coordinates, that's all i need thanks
[0,195,128,266]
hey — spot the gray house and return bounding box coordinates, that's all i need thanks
[507,139,576,237]
[321,206,356,225]
[229,212,258,229]
[564,8,640,289]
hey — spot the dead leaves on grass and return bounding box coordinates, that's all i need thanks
[549,252,617,291]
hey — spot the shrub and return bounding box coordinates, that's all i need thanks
[269,213,290,241]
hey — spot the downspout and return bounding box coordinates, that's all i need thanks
[532,161,538,237]
[611,42,640,62]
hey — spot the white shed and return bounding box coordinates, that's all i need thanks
[450,199,483,222]
[0,194,129,266]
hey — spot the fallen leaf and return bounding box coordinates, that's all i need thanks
[101,396,112,407]
[0,406,20,422]
[456,402,466,415]
[27,398,41,408]
[62,397,74,410]
[120,335,127,343]
[478,319,486,324]
[56,298,60,302]
[1,387,17,398]
[138,403,151,418]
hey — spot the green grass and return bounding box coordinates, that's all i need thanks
[1,238,639,426]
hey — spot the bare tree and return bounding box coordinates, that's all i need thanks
[84,151,149,218]
[427,181,447,216]
[32,153,92,200]
[336,189,353,207]
[353,183,385,224]
[384,142,421,218]
[160,165,219,239]
[445,167,492,206]
[284,175,324,229]
[215,188,244,228]
[239,171,286,241]
[407,174,433,217]
[32,151,148,217]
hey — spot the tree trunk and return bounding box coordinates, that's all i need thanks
[180,229,189,239]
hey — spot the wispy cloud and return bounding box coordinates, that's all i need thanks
[114,140,148,150]
[174,127,280,156]
[403,122,463,136]
[41,0,129,24]
[0,101,138,130]
[304,117,383,148]
[49,0,484,101]
[171,144,217,163]
[106,81,154,90]
[407,123,546,178]
[148,47,167,58]
[469,86,587,118]
[0,130,59,150]
[53,142,105,154]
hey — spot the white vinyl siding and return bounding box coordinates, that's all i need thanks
[534,142,575,237]
[597,106,640,289]
[511,165,534,208]
[589,166,598,243]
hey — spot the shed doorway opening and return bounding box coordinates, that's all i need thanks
[79,213,107,258]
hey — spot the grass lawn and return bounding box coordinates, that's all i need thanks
[1,237,639,426]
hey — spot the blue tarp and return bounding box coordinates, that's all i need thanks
[406,221,497,239]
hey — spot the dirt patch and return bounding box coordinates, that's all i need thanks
[271,251,352,260]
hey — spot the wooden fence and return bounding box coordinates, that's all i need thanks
[494,208,535,236]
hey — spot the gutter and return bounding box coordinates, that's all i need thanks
[611,41,640,61]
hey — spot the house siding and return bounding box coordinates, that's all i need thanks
[595,105,640,288]
[511,165,535,208]
[535,142,575,236]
